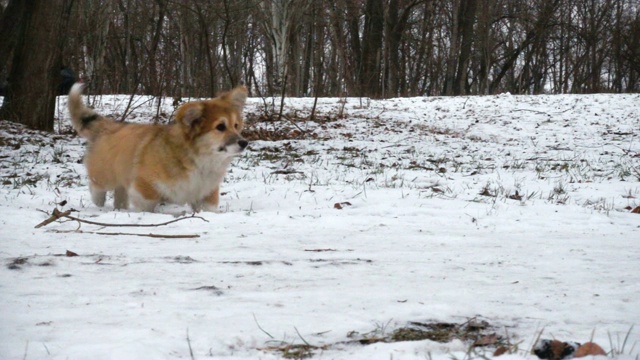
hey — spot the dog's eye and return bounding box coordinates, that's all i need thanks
[216,123,226,132]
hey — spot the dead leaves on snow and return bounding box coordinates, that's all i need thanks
[533,339,607,360]
[6,250,81,271]
[262,318,616,360]
[263,318,509,359]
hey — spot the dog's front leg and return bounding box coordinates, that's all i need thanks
[130,194,158,213]
[194,186,220,212]
[113,187,129,210]
[130,179,159,212]
[89,182,107,207]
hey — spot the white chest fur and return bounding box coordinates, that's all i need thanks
[155,153,233,205]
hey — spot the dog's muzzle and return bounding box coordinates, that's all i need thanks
[218,139,249,153]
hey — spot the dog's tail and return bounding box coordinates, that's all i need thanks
[68,83,102,141]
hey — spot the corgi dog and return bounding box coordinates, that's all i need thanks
[68,83,248,212]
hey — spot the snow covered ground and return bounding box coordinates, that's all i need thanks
[0,92,639,360]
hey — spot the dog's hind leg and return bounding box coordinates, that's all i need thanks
[113,186,129,210]
[89,182,107,207]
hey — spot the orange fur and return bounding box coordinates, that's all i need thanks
[68,83,248,212]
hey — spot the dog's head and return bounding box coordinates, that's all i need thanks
[175,86,249,157]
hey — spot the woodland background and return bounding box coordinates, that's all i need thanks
[0,0,639,130]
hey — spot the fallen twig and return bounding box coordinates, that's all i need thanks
[47,229,200,239]
[280,113,307,135]
[34,209,73,228]
[271,169,303,175]
[513,108,550,115]
[35,208,208,229]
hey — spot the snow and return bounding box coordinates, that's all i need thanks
[0,92,639,360]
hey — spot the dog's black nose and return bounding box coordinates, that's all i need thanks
[238,140,249,149]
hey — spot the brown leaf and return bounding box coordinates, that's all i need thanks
[508,191,523,201]
[334,202,352,210]
[631,206,640,214]
[574,342,606,358]
[479,188,494,197]
[65,250,79,257]
[534,339,580,360]
[549,340,570,360]
[493,346,509,357]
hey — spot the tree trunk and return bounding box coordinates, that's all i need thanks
[361,0,384,98]
[452,0,477,95]
[475,0,493,95]
[386,0,423,97]
[443,0,461,95]
[0,0,25,77]
[1,0,73,131]
[260,0,291,95]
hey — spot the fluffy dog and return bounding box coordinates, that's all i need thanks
[68,83,248,212]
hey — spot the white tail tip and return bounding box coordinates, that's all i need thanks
[69,82,85,96]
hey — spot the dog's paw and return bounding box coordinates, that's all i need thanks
[192,203,220,213]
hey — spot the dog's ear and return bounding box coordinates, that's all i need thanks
[221,86,248,112]
[176,102,205,126]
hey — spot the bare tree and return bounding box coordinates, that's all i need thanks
[4,0,634,120]
[257,0,310,95]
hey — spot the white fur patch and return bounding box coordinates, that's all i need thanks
[154,152,233,207]
[128,187,159,212]
[69,82,85,96]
